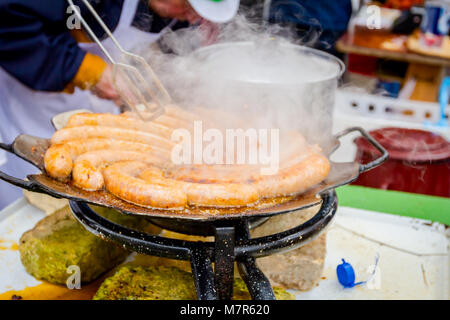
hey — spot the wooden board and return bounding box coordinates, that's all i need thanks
[337,32,450,67]
[405,63,445,102]
[407,34,450,60]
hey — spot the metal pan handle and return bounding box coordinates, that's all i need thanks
[0,142,42,192]
[334,127,389,173]
[0,142,12,153]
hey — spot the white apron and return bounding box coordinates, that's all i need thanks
[0,0,166,209]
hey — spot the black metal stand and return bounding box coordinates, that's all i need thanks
[69,190,337,300]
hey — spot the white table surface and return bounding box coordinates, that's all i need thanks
[0,198,448,300]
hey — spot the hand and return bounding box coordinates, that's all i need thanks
[91,65,122,105]
[149,0,201,24]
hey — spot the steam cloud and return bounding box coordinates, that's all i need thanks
[135,13,343,162]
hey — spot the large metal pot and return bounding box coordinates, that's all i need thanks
[185,41,345,147]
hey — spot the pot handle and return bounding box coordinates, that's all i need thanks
[0,142,42,192]
[334,127,389,173]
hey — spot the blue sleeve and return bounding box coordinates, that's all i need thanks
[0,0,86,91]
[0,0,124,92]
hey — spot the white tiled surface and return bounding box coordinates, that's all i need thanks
[0,199,448,299]
[295,208,449,300]
[323,108,448,300]
[0,199,45,292]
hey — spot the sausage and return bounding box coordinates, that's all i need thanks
[50,126,175,150]
[102,152,328,209]
[168,164,261,184]
[139,167,260,207]
[182,180,259,207]
[44,138,170,180]
[162,149,330,201]
[168,144,326,184]
[103,161,187,210]
[72,150,165,191]
[44,144,74,180]
[254,152,330,198]
[65,113,173,138]
[138,166,165,180]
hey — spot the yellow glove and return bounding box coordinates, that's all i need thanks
[64,53,107,93]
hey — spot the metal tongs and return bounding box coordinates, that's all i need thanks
[67,0,171,120]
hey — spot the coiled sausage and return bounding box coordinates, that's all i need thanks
[65,113,173,138]
[72,150,165,191]
[51,126,175,149]
[103,161,187,210]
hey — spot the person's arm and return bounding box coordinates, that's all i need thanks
[0,0,119,101]
[0,1,84,91]
[63,52,107,93]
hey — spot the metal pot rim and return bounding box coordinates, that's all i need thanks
[191,41,346,84]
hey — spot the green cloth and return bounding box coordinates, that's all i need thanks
[336,185,450,226]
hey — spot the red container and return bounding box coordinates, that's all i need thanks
[353,127,450,197]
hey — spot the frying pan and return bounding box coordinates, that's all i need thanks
[0,122,388,222]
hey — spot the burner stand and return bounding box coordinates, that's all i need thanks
[69,189,337,300]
